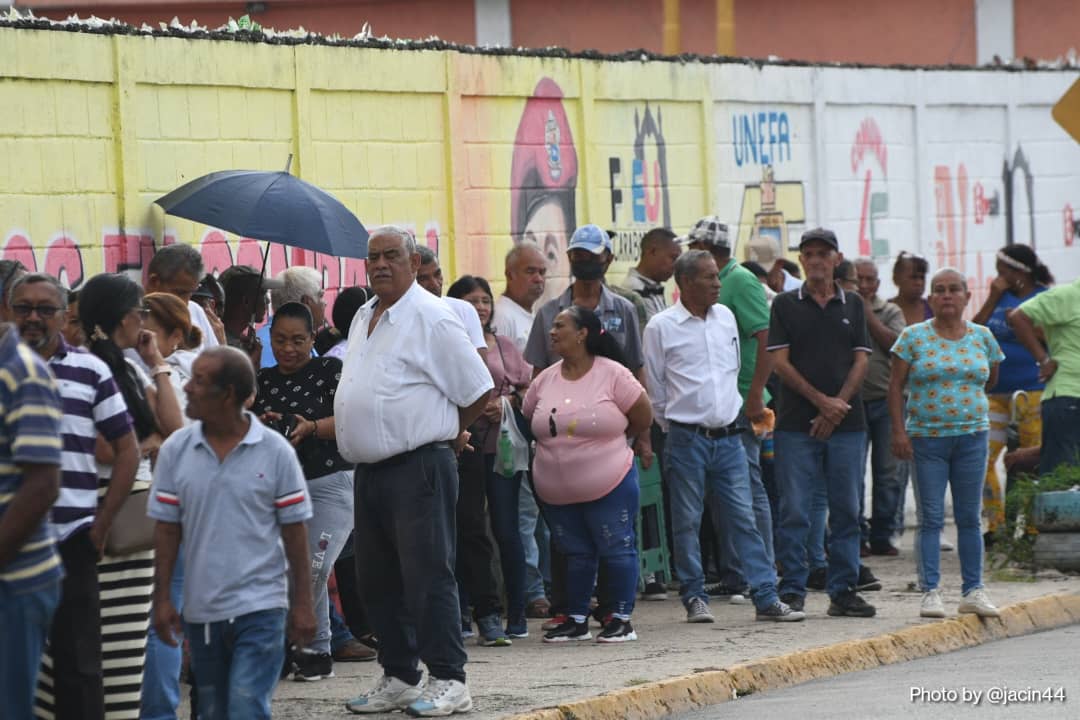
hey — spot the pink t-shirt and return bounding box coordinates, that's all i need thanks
[523,357,645,505]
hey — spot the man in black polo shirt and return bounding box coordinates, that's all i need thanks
[767,228,876,618]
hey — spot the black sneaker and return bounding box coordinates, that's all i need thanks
[705,582,744,598]
[596,618,638,643]
[642,580,668,601]
[856,565,882,592]
[542,618,591,643]
[293,651,334,682]
[806,567,827,591]
[779,592,805,612]
[756,601,806,622]
[827,590,877,618]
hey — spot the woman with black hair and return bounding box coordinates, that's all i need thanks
[254,301,355,681]
[322,286,372,360]
[972,244,1053,538]
[78,272,183,720]
[522,306,652,644]
[446,275,532,646]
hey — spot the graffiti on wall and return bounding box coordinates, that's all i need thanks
[736,165,806,263]
[1002,147,1035,247]
[510,78,578,305]
[733,110,792,167]
[851,117,890,258]
[609,103,671,263]
[1065,204,1079,247]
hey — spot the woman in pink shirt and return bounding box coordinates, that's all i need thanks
[523,306,652,644]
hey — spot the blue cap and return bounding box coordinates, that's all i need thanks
[567,224,612,255]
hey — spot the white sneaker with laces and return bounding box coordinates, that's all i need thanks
[958,587,1000,618]
[346,674,424,714]
[920,589,946,618]
[405,678,473,717]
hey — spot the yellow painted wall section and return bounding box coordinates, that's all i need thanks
[3,26,1080,313]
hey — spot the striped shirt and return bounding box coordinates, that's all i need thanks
[0,325,64,593]
[47,338,133,541]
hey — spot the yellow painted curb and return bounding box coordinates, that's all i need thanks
[506,592,1080,720]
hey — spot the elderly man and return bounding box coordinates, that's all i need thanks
[1009,276,1080,476]
[645,250,803,624]
[768,228,875,618]
[337,226,493,716]
[493,243,547,353]
[620,227,681,324]
[10,273,139,720]
[853,258,906,555]
[255,265,327,369]
[0,317,64,719]
[686,217,774,604]
[416,245,487,354]
[149,346,315,720]
[146,244,222,349]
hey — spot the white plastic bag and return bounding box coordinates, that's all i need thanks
[495,395,530,478]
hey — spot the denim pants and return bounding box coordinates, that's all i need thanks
[519,473,550,602]
[712,425,775,589]
[806,478,829,571]
[912,431,988,594]
[775,430,865,599]
[142,544,185,720]
[354,444,467,685]
[305,470,354,654]
[863,398,903,544]
[542,465,639,619]
[666,426,779,611]
[184,608,286,720]
[1040,396,1080,476]
[1,578,61,720]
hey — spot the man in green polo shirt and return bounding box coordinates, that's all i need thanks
[687,216,774,599]
[1009,277,1080,475]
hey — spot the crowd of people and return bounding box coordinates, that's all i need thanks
[2,219,1079,718]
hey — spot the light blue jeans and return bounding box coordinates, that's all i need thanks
[711,426,775,587]
[306,470,354,654]
[666,426,779,611]
[806,480,829,571]
[519,474,550,602]
[142,545,185,719]
[912,431,988,594]
[0,578,60,720]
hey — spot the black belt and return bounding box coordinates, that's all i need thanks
[358,441,451,471]
[671,421,744,440]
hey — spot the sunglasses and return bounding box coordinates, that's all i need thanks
[11,304,61,319]
[548,408,557,438]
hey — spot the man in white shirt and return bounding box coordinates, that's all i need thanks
[336,226,492,717]
[145,244,220,350]
[492,243,547,354]
[415,246,487,354]
[644,250,804,626]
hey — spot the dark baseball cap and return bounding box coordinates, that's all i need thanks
[799,227,839,252]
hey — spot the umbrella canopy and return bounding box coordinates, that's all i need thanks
[155,170,368,259]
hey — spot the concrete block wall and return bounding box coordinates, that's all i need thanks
[2,26,1079,313]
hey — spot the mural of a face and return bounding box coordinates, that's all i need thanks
[511,78,578,306]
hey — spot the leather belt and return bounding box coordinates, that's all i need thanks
[671,421,744,440]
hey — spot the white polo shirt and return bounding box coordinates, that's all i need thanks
[335,282,494,464]
[643,299,743,432]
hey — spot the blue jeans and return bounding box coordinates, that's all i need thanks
[806,479,829,570]
[184,608,286,720]
[485,461,526,620]
[712,427,776,588]
[0,578,61,720]
[142,545,185,719]
[1040,396,1080,476]
[330,602,355,654]
[912,431,988,594]
[542,466,639,618]
[863,399,903,544]
[519,474,550,601]
[666,426,779,610]
[775,430,865,599]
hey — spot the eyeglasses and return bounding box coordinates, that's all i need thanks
[11,304,61,319]
[548,408,557,438]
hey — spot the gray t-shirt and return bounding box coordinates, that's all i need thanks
[524,284,644,371]
[148,413,312,624]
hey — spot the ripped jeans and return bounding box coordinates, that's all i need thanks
[542,466,639,619]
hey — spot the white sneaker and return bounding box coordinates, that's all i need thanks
[346,674,424,714]
[920,589,946,618]
[405,678,473,717]
[728,592,750,606]
[958,587,1000,618]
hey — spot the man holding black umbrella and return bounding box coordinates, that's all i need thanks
[220,266,283,371]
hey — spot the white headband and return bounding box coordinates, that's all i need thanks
[996,251,1031,274]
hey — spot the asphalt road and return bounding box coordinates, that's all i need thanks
[673,625,1080,719]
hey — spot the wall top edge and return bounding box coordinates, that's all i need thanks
[2,18,1079,76]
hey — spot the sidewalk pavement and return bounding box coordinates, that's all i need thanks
[177,523,1080,719]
